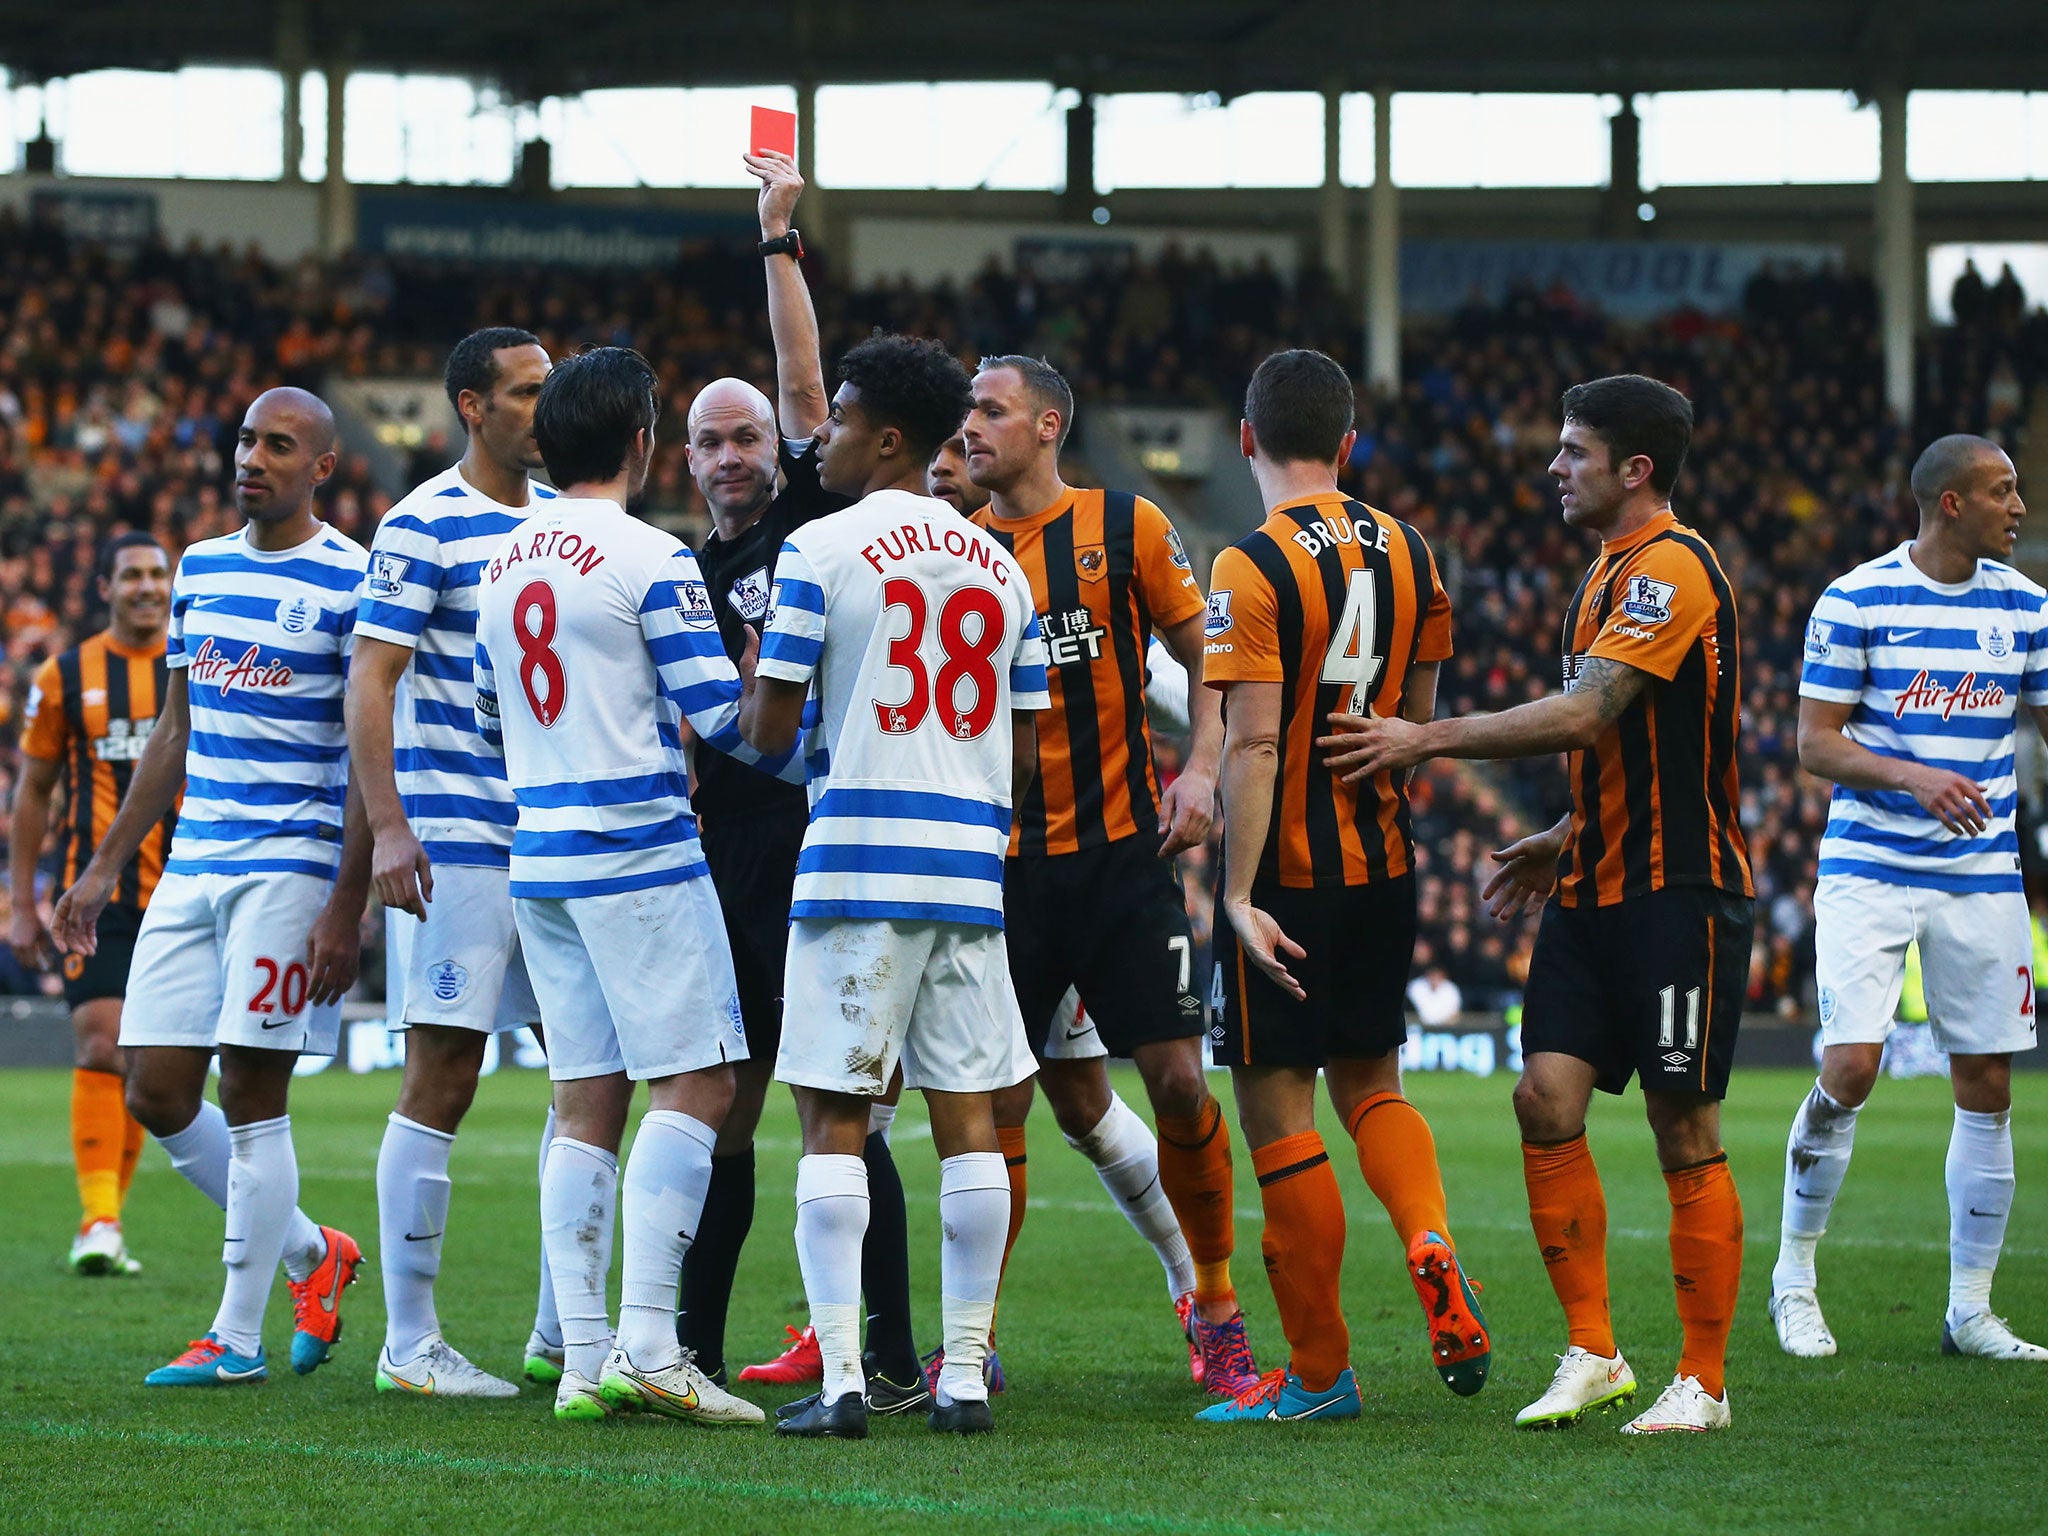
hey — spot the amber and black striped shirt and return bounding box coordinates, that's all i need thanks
[1205,492,1453,887]
[972,488,1206,857]
[1555,509,1752,908]
[21,631,176,908]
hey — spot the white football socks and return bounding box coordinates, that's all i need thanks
[540,1136,619,1382]
[210,1115,300,1357]
[1773,1080,1861,1294]
[532,1105,562,1349]
[158,1100,326,1283]
[1947,1106,2014,1327]
[936,1152,1009,1407]
[1066,1093,1197,1301]
[794,1153,869,1405]
[616,1110,717,1369]
[376,1112,455,1360]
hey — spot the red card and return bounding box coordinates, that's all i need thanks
[750,106,797,159]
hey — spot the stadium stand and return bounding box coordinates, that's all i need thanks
[0,207,2037,1015]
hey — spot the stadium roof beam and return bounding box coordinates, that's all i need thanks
[1,2,2044,97]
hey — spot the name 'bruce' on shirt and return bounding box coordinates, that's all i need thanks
[487,526,606,585]
[860,519,1015,588]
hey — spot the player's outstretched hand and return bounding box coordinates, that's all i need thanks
[745,150,804,237]
[1224,897,1305,1001]
[8,904,51,972]
[50,870,112,958]
[304,898,363,1007]
[1318,711,1427,783]
[1909,765,1992,836]
[1481,828,1566,923]
[372,822,434,921]
[1157,765,1215,857]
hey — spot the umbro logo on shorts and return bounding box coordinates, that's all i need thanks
[1661,1051,1690,1068]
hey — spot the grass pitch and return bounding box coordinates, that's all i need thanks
[0,1062,2040,1535]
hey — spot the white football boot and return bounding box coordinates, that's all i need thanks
[599,1346,765,1425]
[375,1338,521,1398]
[1769,1287,1838,1358]
[554,1369,615,1421]
[1515,1346,1637,1428]
[1621,1374,1731,1435]
[69,1219,139,1276]
[1942,1311,2048,1361]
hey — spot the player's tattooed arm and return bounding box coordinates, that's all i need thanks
[1799,695,1991,835]
[1319,656,1648,782]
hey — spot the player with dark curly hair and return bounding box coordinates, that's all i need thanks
[814,334,978,492]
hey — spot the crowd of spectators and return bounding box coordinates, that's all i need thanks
[0,204,2037,1020]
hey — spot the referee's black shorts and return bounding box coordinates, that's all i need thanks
[700,809,805,1060]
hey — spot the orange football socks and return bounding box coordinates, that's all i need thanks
[72,1067,128,1228]
[1665,1153,1743,1399]
[1346,1091,1451,1246]
[1252,1132,1350,1392]
[1522,1134,1615,1357]
[996,1123,1029,1280]
[1157,1097,1237,1308]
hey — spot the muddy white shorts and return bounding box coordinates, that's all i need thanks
[119,870,343,1055]
[776,917,1034,1095]
[515,877,745,1082]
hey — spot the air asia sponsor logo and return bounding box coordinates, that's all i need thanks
[1893,670,2007,721]
[188,637,294,691]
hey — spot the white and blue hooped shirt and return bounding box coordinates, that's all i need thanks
[1800,543,2048,894]
[167,521,369,879]
[355,463,558,869]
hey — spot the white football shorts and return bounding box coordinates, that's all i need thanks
[777,917,1035,1096]
[392,863,539,1033]
[515,878,746,1082]
[1043,986,1108,1061]
[1814,873,2039,1057]
[119,870,343,1056]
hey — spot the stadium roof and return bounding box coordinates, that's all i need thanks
[3,0,2046,99]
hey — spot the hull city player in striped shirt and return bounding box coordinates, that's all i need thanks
[53,388,372,1389]
[14,531,172,1277]
[474,347,788,1427]
[1327,375,1752,1436]
[743,335,1050,1439]
[1202,351,1489,1425]
[1774,434,2047,1364]
[346,327,563,1399]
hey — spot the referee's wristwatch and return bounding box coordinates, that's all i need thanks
[759,229,804,261]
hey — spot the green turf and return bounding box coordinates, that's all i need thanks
[0,1062,2040,1535]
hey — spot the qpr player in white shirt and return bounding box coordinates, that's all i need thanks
[742,335,1051,1439]
[474,347,788,1426]
[1779,434,2048,1363]
[347,328,562,1399]
[53,389,372,1388]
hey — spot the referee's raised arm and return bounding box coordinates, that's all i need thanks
[745,148,827,441]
